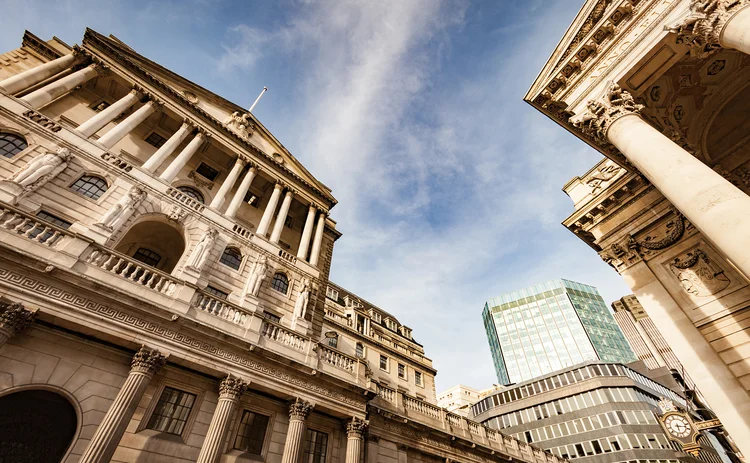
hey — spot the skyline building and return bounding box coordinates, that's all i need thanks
[483,279,636,385]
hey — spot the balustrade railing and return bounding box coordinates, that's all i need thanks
[261,320,308,351]
[192,291,249,326]
[23,109,62,132]
[445,412,463,428]
[233,223,252,239]
[101,152,133,172]
[0,206,69,248]
[468,420,481,435]
[167,187,205,212]
[278,249,297,264]
[403,395,441,420]
[85,246,178,296]
[318,344,356,373]
[377,383,396,403]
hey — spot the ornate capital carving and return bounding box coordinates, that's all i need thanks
[346,417,368,438]
[218,375,247,400]
[92,63,111,77]
[71,44,89,62]
[0,302,36,335]
[130,346,167,376]
[571,83,644,143]
[667,0,747,58]
[288,397,313,420]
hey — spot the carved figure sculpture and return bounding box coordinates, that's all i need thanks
[186,228,218,271]
[244,255,268,297]
[293,277,311,321]
[11,147,72,190]
[223,111,255,138]
[97,186,147,231]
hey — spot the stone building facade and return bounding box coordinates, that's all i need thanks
[524,0,750,456]
[0,29,568,463]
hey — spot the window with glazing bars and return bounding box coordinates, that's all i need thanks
[205,286,229,300]
[33,211,72,243]
[271,273,289,294]
[70,175,108,200]
[233,410,269,455]
[147,387,196,435]
[145,132,167,148]
[302,429,328,463]
[220,247,242,270]
[133,248,161,267]
[177,186,204,204]
[0,133,27,158]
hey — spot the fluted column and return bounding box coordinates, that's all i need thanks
[270,190,294,244]
[297,205,317,259]
[0,302,36,348]
[281,398,313,463]
[22,63,106,109]
[309,210,326,267]
[79,346,167,463]
[0,51,80,95]
[196,375,248,463]
[572,83,750,279]
[210,156,246,210]
[76,88,141,138]
[257,182,283,237]
[345,418,368,463]
[225,165,257,218]
[160,131,208,182]
[142,120,193,173]
[671,0,750,56]
[97,99,159,149]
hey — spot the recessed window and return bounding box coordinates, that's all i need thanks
[303,429,328,463]
[327,335,338,349]
[145,132,167,148]
[263,312,281,323]
[133,248,161,267]
[233,410,269,455]
[205,285,229,300]
[355,342,364,358]
[326,287,339,301]
[147,386,197,435]
[284,216,294,229]
[271,273,289,294]
[92,101,110,112]
[243,190,259,207]
[177,186,204,204]
[379,355,388,371]
[196,163,219,181]
[0,133,27,158]
[219,247,242,270]
[415,371,423,386]
[70,175,108,200]
[398,363,405,379]
[36,210,72,229]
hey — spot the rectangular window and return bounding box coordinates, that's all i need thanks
[196,162,219,181]
[36,211,72,229]
[145,132,167,148]
[303,429,328,463]
[234,410,270,455]
[243,190,259,207]
[284,216,294,229]
[205,286,229,300]
[415,371,423,386]
[263,312,281,323]
[34,210,73,243]
[379,355,388,371]
[398,363,405,379]
[147,387,197,435]
[355,343,364,358]
[327,336,338,348]
[325,287,339,301]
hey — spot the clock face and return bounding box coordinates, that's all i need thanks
[665,415,693,438]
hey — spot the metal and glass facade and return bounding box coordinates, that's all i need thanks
[482,279,636,385]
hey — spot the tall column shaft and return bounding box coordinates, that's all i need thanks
[297,205,317,259]
[0,302,36,348]
[309,212,326,266]
[160,132,206,183]
[270,190,293,244]
[79,346,166,463]
[0,53,78,95]
[98,100,158,149]
[225,166,257,218]
[720,5,750,55]
[142,121,192,173]
[257,183,283,236]
[77,89,140,138]
[345,418,367,463]
[196,376,247,463]
[210,157,246,209]
[22,63,101,109]
[281,399,313,463]
[608,114,750,278]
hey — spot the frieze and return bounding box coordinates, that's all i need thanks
[22,31,63,61]
[0,266,366,410]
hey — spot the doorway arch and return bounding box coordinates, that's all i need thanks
[115,218,185,273]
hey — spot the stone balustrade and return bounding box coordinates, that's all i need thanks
[232,223,252,239]
[191,290,249,326]
[0,206,70,248]
[403,395,442,420]
[318,344,356,373]
[167,187,205,212]
[278,249,297,264]
[261,320,309,352]
[377,383,396,402]
[100,152,133,172]
[22,109,62,132]
[85,246,178,296]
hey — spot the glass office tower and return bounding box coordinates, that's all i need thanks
[482,279,636,385]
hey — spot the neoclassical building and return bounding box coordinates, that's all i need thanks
[0,29,566,463]
[524,0,750,458]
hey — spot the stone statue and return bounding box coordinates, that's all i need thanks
[292,277,311,321]
[11,146,72,191]
[97,186,147,231]
[186,228,218,271]
[223,111,254,139]
[244,255,268,297]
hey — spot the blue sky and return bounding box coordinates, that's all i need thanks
[0,0,632,391]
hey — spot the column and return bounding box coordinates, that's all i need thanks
[345,418,368,463]
[297,205,317,259]
[269,189,293,244]
[142,120,192,173]
[309,211,326,267]
[225,165,257,218]
[196,375,247,463]
[22,63,105,109]
[672,1,750,56]
[97,99,159,149]
[79,346,167,463]
[160,130,207,183]
[0,302,36,348]
[281,398,313,463]
[209,156,246,210]
[572,84,750,279]
[0,52,79,95]
[76,88,141,138]
[256,182,283,237]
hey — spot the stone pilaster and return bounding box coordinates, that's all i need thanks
[0,302,36,347]
[78,346,167,463]
[345,417,368,463]
[196,375,248,463]
[281,398,314,463]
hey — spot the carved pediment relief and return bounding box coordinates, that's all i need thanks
[584,159,624,194]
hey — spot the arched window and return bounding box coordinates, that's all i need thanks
[0,133,27,158]
[177,186,204,204]
[133,247,162,267]
[70,175,108,200]
[270,272,289,294]
[355,342,364,358]
[219,247,242,270]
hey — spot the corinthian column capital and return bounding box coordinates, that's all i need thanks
[346,417,368,438]
[219,375,247,400]
[130,346,167,376]
[71,44,90,62]
[667,0,747,57]
[288,398,314,420]
[570,83,644,143]
[92,62,111,77]
[0,302,37,335]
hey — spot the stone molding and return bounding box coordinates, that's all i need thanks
[131,345,167,376]
[219,375,247,400]
[288,397,314,419]
[667,0,747,58]
[22,31,64,61]
[0,302,36,335]
[570,82,644,143]
[346,417,368,438]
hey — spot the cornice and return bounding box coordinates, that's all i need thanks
[82,29,336,209]
[21,30,63,61]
